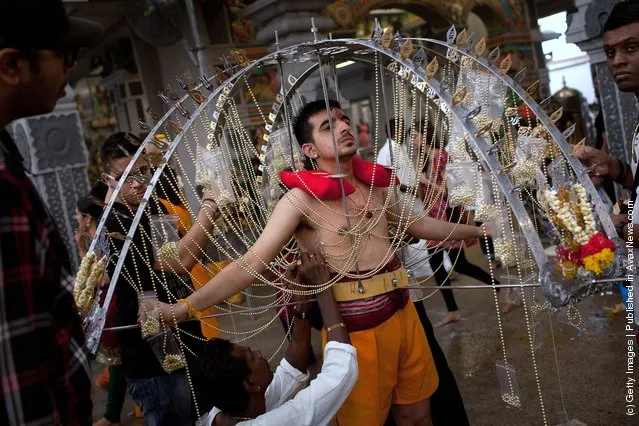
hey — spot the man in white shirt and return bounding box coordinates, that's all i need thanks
[574,1,639,329]
[193,253,357,426]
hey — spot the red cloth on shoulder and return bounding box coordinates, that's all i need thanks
[279,157,399,200]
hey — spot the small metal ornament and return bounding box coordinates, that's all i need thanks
[231,49,250,68]
[475,37,487,57]
[372,18,383,42]
[525,80,540,98]
[456,29,468,47]
[505,107,518,117]
[210,66,228,83]
[381,27,394,48]
[562,123,577,139]
[466,105,482,120]
[188,90,206,105]
[452,87,468,107]
[476,122,493,137]
[400,38,414,60]
[145,152,167,167]
[412,48,427,67]
[500,54,512,75]
[163,84,179,101]
[200,75,214,91]
[513,67,527,83]
[425,57,439,80]
[488,46,501,64]
[539,96,553,110]
[175,75,189,90]
[550,107,564,123]
[446,25,457,45]
[166,120,183,134]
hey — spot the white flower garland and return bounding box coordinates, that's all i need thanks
[540,184,597,245]
[573,183,597,236]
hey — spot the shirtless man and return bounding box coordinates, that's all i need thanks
[161,100,487,425]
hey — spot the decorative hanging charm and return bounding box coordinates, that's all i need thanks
[166,120,183,134]
[466,105,482,120]
[425,57,439,80]
[452,87,468,107]
[514,67,527,83]
[372,18,383,42]
[475,37,487,57]
[456,28,468,47]
[188,89,206,105]
[526,80,540,98]
[210,66,228,83]
[500,54,512,75]
[562,123,577,139]
[446,25,457,44]
[550,107,564,123]
[539,96,553,110]
[412,48,426,67]
[400,38,414,60]
[232,49,251,67]
[381,26,394,48]
[488,46,501,64]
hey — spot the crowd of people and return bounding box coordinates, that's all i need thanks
[1,1,638,426]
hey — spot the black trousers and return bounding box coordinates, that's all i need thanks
[384,301,469,426]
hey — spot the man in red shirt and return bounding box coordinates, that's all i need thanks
[0,2,102,425]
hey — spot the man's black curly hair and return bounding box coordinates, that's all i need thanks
[292,99,342,148]
[604,1,639,33]
[191,338,252,415]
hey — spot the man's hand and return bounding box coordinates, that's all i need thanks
[201,189,221,220]
[297,251,330,287]
[572,145,614,178]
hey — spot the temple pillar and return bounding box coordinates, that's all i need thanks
[239,0,343,105]
[8,85,90,269]
[567,0,637,164]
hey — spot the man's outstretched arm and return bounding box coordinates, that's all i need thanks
[406,214,485,241]
[166,188,309,322]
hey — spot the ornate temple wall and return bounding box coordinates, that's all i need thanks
[8,87,90,270]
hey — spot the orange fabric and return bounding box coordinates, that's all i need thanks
[158,198,219,339]
[322,302,438,426]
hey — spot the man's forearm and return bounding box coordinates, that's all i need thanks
[408,216,482,241]
[317,292,350,344]
[284,301,313,373]
[176,205,216,271]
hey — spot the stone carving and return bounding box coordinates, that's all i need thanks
[29,114,88,173]
[325,0,526,30]
[10,123,31,171]
[595,62,637,163]
[10,108,90,271]
[585,0,615,39]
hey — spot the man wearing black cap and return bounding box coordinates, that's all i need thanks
[0,1,103,425]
